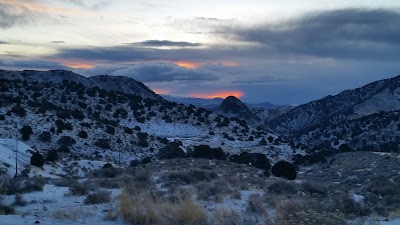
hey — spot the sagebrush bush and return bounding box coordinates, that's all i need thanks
[0,204,15,215]
[84,190,111,205]
[68,182,89,196]
[275,199,348,225]
[3,176,47,194]
[246,194,265,214]
[14,194,27,206]
[267,180,297,195]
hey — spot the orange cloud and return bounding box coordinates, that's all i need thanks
[51,58,96,69]
[0,0,80,14]
[172,60,240,69]
[172,61,201,69]
[152,88,171,95]
[189,90,244,99]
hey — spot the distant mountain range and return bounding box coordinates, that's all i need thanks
[1,68,400,155]
[162,95,283,110]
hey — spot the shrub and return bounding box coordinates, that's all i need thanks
[30,151,44,167]
[57,146,70,153]
[271,160,297,180]
[275,199,348,225]
[3,176,47,194]
[0,204,15,215]
[339,144,352,152]
[124,127,133,134]
[196,180,227,202]
[69,182,89,196]
[84,190,111,205]
[13,194,27,206]
[230,152,270,170]
[120,188,207,225]
[78,130,88,139]
[191,145,226,160]
[38,131,52,142]
[246,194,265,214]
[267,180,297,195]
[165,170,217,185]
[158,143,186,159]
[95,139,111,149]
[137,132,149,148]
[20,125,33,141]
[46,150,58,162]
[259,138,267,146]
[10,104,26,117]
[106,126,115,135]
[93,167,122,179]
[58,136,76,146]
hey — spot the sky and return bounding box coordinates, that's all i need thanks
[1,0,400,104]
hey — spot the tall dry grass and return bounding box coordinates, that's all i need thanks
[120,186,208,225]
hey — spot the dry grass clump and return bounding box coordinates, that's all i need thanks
[120,186,208,225]
[214,208,262,225]
[164,169,217,185]
[196,179,229,202]
[213,208,241,225]
[266,180,297,195]
[2,176,47,194]
[68,181,90,195]
[246,194,265,214]
[84,190,111,205]
[272,199,348,225]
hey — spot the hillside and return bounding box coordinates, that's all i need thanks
[0,69,399,225]
[0,69,158,99]
[215,96,260,124]
[267,74,400,134]
[0,70,297,171]
[265,74,400,152]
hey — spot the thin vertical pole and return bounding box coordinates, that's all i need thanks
[15,138,18,176]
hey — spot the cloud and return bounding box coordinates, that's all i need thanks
[51,41,66,44]
[82,62,220,82]
[0,2,32,28]
[223,9,400,60]
[127,40,201,47]
[60,0,110,10]
[0,58,68,70]
[0,41,9,44]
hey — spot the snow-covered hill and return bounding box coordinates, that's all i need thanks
[266,73,400,152]
[0,69,297,170]
[0,139,33,176]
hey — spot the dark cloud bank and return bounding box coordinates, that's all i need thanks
[3,8,400,104]
[225,9,400,60]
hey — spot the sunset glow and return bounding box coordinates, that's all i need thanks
[173,61,201,69]
[152,88,172,95]
[189,90,244,99]
[53,59,96,69]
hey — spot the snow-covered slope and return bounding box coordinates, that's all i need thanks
[0,139,33,176]
[267,74,400,135]
[0,69,158,99]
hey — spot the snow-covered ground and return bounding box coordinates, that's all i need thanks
[0,139,33,176]
[1,184,123,225]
